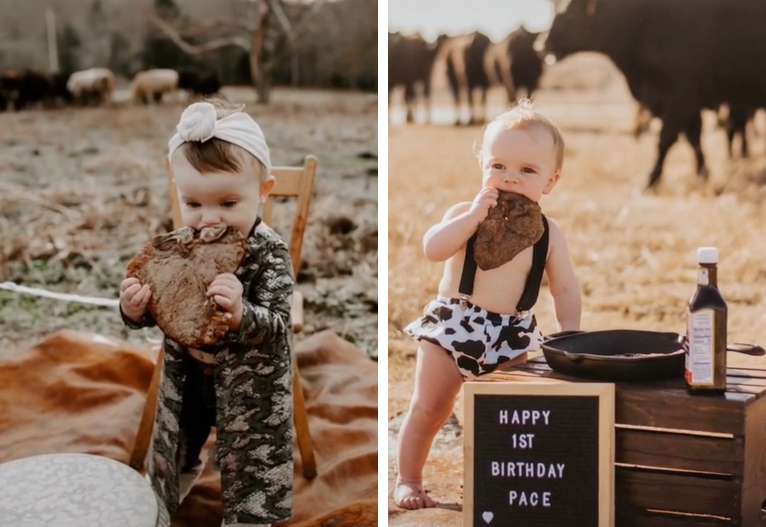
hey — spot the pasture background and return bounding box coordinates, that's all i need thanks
[388,52,766,421]
[0,88,379,357]
[0,0,378,91]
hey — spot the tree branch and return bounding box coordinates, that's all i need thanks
[282,0,327,48]
[267,0,293,39]
[173,17,259,37]
[148,13,252,54]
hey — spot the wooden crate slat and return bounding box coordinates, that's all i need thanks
[489,369,751,433]
[487,356,766,525]
[617,388,749,435]
[740,397,766,527]
[616,510,732,526]
[616,468,740,518]
[727,368,766,380]
[617,428,743,476]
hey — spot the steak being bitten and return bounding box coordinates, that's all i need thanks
[473,191,544,271]
[126,226,247,348]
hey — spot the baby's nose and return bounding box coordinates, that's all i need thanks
[201,210,221,225]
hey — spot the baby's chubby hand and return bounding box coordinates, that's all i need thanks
[468,187,499,225]
[120,277,152,323]
[207,273,244,331]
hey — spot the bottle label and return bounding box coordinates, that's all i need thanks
[687,308,714,385]
[697,269,709,286]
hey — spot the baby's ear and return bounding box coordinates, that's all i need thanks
[260,174,276,199]
[543,171,560,194]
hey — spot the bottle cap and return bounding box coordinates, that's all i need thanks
[697,247,718,264]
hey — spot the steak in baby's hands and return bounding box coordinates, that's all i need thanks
[473,191,544,271]
[126,226,247,348]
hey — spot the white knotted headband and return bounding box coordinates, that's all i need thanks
[167,102,272,175]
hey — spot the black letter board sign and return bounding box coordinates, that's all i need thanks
[464,382,614,527]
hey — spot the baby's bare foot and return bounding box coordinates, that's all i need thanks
[394,479,436,510]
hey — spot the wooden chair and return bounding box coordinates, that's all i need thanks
[129,155,319,480]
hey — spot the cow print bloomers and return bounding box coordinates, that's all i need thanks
[404,295,543,379]
[405,216,550,380]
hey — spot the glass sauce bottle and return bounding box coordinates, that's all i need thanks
[685,247,728,394]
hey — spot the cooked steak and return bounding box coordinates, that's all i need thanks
[473,191,544,271]
[126,226,247,348]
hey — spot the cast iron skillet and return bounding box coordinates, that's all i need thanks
[541,329,765,382]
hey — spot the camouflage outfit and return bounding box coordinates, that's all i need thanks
[122,219,294,525]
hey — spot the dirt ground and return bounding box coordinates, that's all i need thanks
[388,53,766,519]
[0,87,378,359]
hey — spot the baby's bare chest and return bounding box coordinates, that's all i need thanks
[445,245,534,292]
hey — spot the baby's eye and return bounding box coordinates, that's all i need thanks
[522,167,537,174]
[492,163,504,170]
[185,202,201,209]
[222,201,238,208]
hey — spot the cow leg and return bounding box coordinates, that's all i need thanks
[467,88,476,126]
[633,104,651,139]
[423,80,432,124]
[730,108,750,157]
[648,118,682,188]
[476,88,488,125]
[404,84,415,124]
[725,122,736,158]
[742,122,750,158]
[681,113,707,180]
[447,75,461,126]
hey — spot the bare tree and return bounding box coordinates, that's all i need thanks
[148,0,325,104]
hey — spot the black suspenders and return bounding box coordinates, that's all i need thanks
[458,215,549,312]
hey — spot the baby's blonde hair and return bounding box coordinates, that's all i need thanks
[173,96,266,181]
[476,99,565,172]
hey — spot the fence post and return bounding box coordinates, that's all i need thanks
[46,7,59,73]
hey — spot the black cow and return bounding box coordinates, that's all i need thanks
[544,0,766,188]
[48,71,73,107]
[0,70,58,111]
[0,71,17,111]
[193,72,220,97]
[507,26,543,99]
[175,69,221,97]
[446,32,493,125]
[176,69,200,92]
[722,105,757,159]
[388,33,447,124]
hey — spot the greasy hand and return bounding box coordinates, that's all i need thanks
[120,277,151,323]
[468,187,499,225]
[208,273,244,331]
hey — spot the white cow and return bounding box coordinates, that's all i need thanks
[129,69,180,104]
[66,68,115,106]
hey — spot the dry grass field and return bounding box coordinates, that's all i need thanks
[0,88,378,358]
[387,55,766,517]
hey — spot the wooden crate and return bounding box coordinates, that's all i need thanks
[478,358,766,526]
